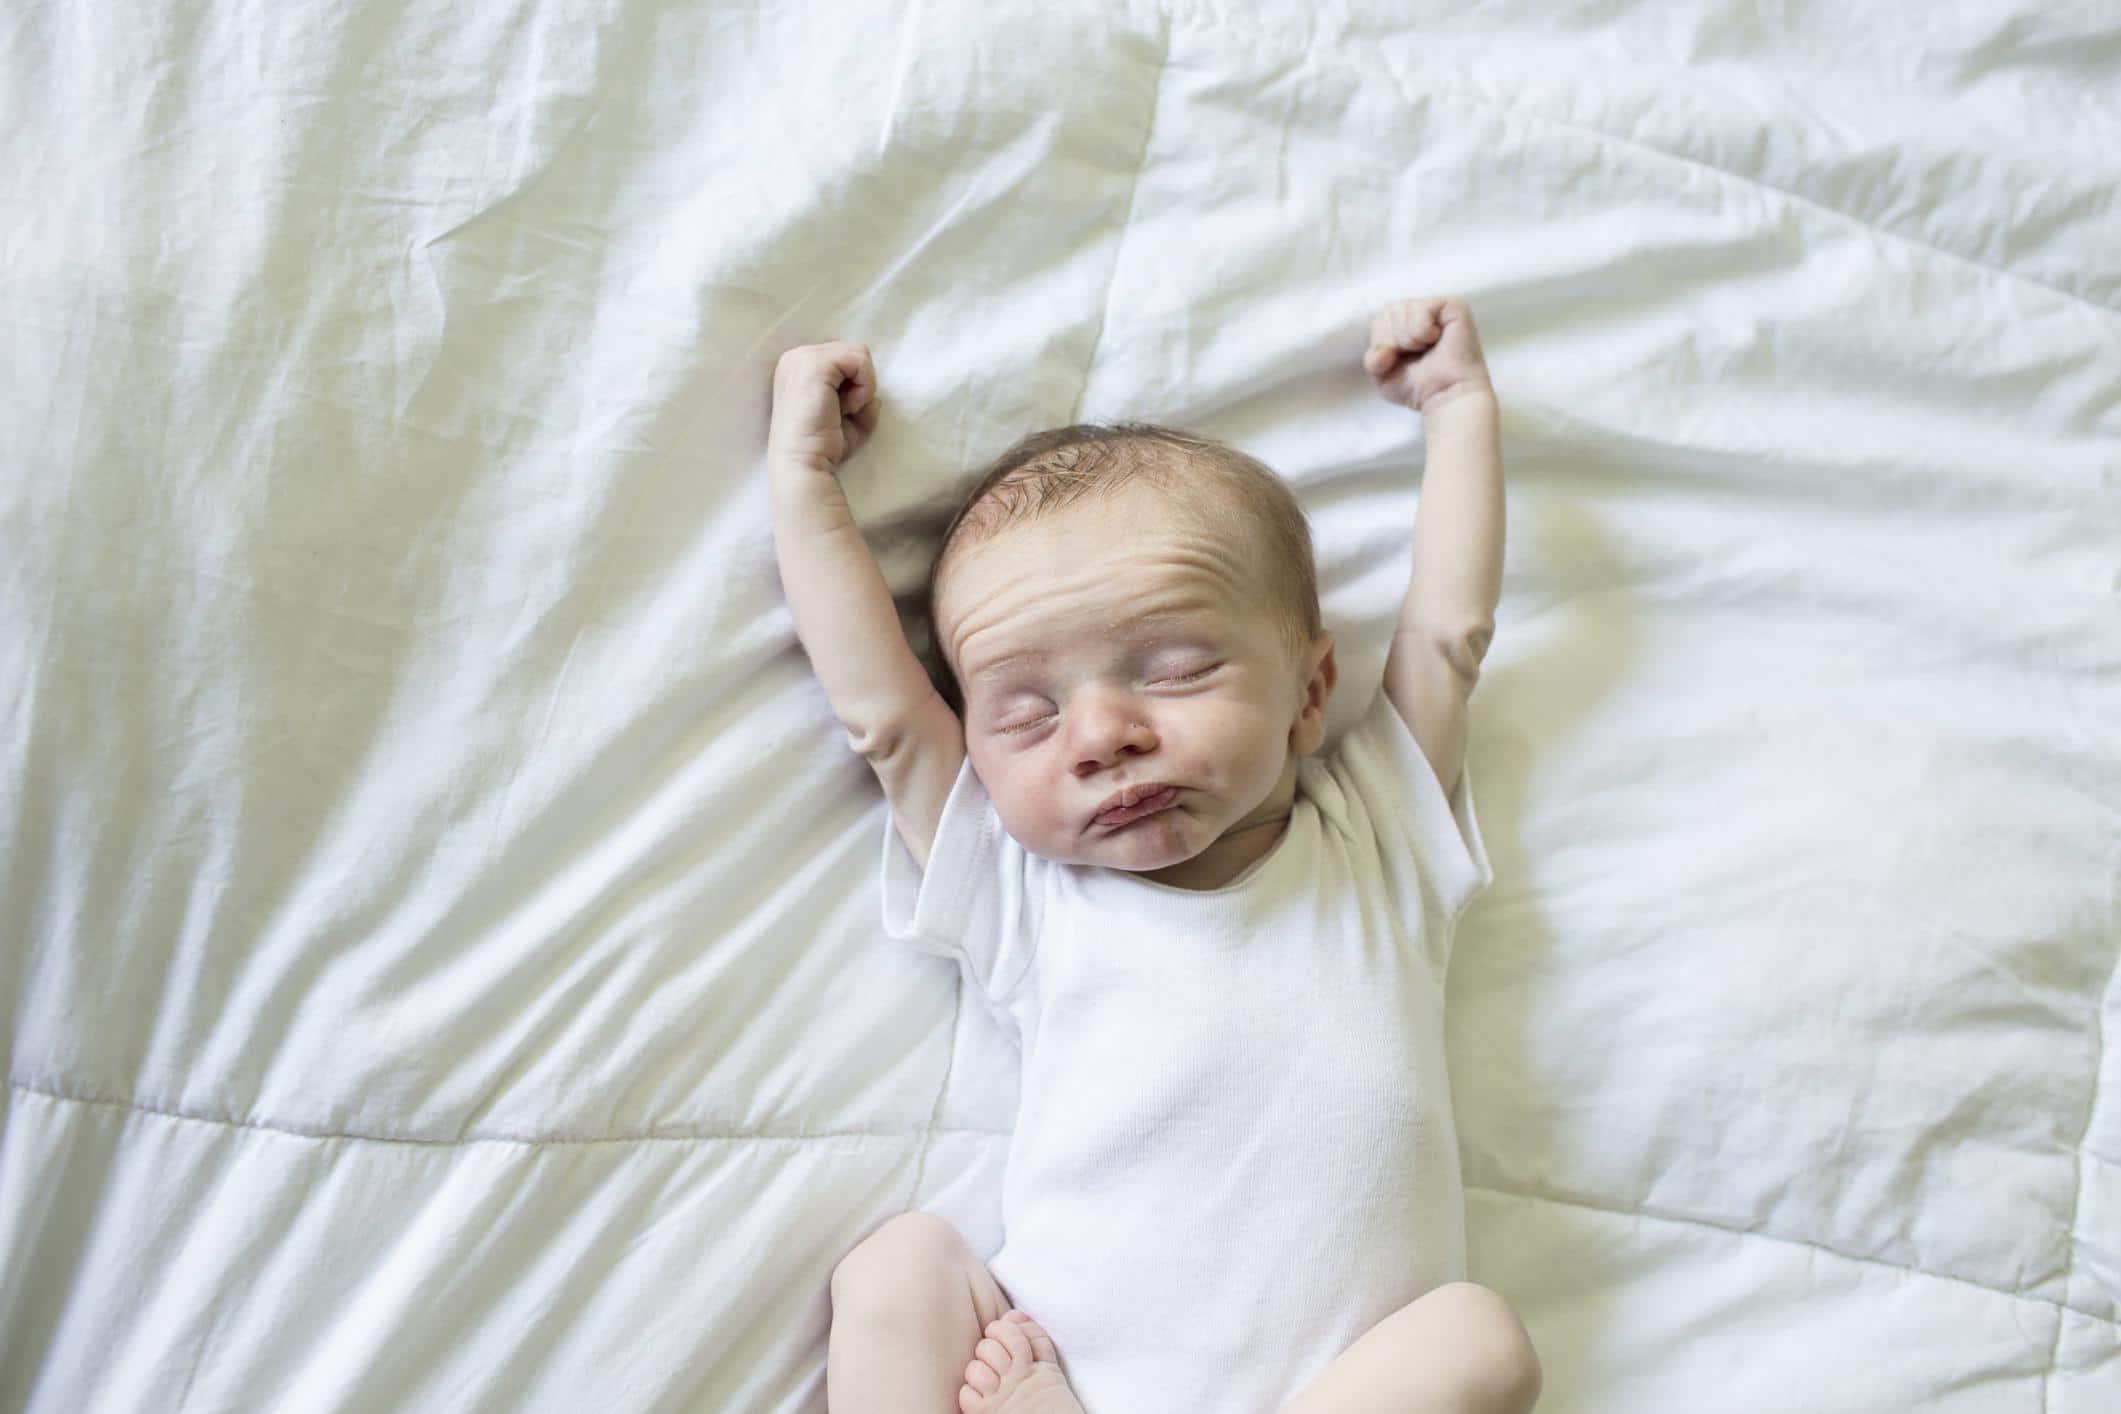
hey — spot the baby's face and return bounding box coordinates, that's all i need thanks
[937,481,1333,874]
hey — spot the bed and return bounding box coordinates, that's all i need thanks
[3,1,2117,1409]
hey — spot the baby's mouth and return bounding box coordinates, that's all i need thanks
[1093,786,1181,830]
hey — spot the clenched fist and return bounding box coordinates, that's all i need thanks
[770,340,882,474]
[1364,297,1493,415]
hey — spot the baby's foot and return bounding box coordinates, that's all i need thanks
[958,1309,1083,1414]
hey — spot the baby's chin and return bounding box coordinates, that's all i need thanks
[1072,803,1201,869]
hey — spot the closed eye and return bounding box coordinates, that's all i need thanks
[991,665,1219,736]
[1161,665,1218,685]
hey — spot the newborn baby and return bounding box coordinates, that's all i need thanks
[768,298,1539,1414]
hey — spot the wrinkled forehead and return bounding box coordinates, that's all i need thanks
[934,486,1268,672]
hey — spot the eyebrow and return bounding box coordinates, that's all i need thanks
[969,609,1214,683]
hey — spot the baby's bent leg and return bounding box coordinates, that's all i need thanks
[828,1211,1013,1414]
[1279,1282,1542,1414]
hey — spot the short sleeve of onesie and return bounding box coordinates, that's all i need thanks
[1327,687,1496,963]
[878,751,1044,1008]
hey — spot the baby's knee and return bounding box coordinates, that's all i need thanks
[829,1211,975,1318]
[1427,1282,1543,1413]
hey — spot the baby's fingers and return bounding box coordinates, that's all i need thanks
[835,390,883,463]
[802,341,874,415]
[1368,298,1446,362]
[776,340,876,410]
[837,354,876,415]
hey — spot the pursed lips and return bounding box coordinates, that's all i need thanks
[1092,783,1181,829]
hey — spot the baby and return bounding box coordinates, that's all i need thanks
[768,298,1540,1414]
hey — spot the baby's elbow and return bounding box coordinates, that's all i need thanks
[1445,619,1494,684]
[1463,618,1495,666]
[841,719,895,759]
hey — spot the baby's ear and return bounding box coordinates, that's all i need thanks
[1291,633,1337,753]
[1303,631,1338,705]
[1314,633,1339,693]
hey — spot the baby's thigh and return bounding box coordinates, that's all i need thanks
[1280,1283,1540,1414]
[832,1211,1013,1333]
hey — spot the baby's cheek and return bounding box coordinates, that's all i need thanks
[989,763,1058,846]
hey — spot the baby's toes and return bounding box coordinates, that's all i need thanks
[1004,1309,1062,1365]
[985,1315,1034,1366]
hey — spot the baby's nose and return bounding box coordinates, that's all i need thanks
[1070,697,1156,768]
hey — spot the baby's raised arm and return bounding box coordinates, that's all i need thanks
[768,341,964,869]
[1367,297,1505,800]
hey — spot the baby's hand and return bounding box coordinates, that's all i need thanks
[770,340,883,474]
[1364,297,1493,415]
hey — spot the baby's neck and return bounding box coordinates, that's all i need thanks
[1137,811,1290,891]
[1134,752,1300,890]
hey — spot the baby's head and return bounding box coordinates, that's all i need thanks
[924,423,1337,877]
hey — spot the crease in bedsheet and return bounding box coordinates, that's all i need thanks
[400,99,600,424]
[1174,13,2120,321]
[1068,9,1171,425]
[875,0,923,159]
[1486,92,2119,323]
[842,179,989,317]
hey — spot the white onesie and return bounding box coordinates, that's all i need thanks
[879,685,1495,1414]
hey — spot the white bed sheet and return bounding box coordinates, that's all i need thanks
[2,1,2117,1410]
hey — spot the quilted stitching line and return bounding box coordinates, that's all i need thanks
[1467,1178,2120,1334]
[6,1078,1010,1147]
